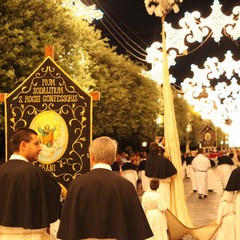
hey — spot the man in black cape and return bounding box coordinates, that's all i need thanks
[0,127,61,239]
[145,142,177,209]
[57,136,153,240]
[217,150,234,189]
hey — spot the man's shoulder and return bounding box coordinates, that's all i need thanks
[232,167,240,174]
[70,168,133,188]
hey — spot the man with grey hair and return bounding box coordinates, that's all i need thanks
[57,136,153,240]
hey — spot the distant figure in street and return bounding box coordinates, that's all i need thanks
[0,127,61,239]
[111,153,121,175]
[142,178,168,240]
[122,154,138,190]
[207,158,217,192]
[138,152,148,192]
[186,150,197,192]
[192,148,211,199]
[216,191,236,240]
[217,151,235,189]
[145,142,177,209]
[57,136,153,240]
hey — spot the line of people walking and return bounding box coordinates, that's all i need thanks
[1,128,240,239]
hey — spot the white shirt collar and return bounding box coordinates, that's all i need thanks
[9,154,29,162]
[92,163,112,171]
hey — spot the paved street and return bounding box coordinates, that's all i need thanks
[185,169,222,227]
[184,168,223,239]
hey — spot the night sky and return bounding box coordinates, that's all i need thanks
[88,0,240,85]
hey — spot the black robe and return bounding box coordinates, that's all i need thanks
[0,160,61,229]
[138,160,146,171]
[145,154,177,179]
[225,167,240,191]
[121,161,136,171]
[57,168,153,240]
[111,161,120,172]
[185,155,194,166]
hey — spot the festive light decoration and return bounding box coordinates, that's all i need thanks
[62,0,103,22]
[181,51,240,146]
[141,42,177,85]
[145,0,240,146]
[165,0,240,54]
[145,0,240,82]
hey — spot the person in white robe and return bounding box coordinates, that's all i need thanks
[186,151,197,192]
[207,159,217,192]
[216,191,236,240]
[217,151,235,190]
[192,148,211,198]
[138,156,149,192]
[121,156,138,190]
[142,178,168,240]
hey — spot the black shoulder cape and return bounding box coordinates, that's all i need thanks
[57,169,153,240]
[0,160,61,229]
[145,154,177,179]
[121,161,135,171]
[217,155,234,165]
[138,160,146,171]
[225,167,240,191]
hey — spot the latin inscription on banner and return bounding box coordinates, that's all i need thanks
[5,57,92,190]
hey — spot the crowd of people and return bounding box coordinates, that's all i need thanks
[0,128,240,239]
[182,147,240,240]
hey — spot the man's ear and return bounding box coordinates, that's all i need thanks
[90,152,95,169]
[19,141,27,152]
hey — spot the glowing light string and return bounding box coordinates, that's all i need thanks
[62,0,103,23]
[181,50,240,147]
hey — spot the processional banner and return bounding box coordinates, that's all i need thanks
[5,57,92,191]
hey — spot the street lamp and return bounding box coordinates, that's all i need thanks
[185,124,192,154]
[142,141,147,148]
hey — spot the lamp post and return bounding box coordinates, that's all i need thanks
[185,123,192,153]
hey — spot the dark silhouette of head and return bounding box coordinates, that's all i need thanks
[150,178,159,190]
[149,142,160,155]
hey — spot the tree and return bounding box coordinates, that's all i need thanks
[90,48,160,146]
[0,0,100,91]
